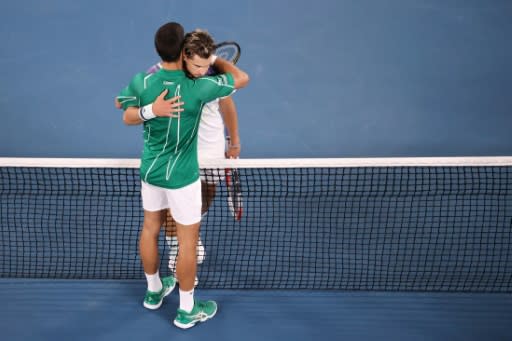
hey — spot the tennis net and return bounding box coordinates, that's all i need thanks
[1,157,511,292]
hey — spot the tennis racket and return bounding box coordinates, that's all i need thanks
[215,41,241,64]
[225,136,243,221]
[225,166,243,221]
[148,41,241,76]
[207,41,241,75]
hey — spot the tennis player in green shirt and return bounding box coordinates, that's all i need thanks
[117,22,249,329]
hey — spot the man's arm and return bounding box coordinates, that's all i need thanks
[117,90,184,125]
[212,57,249,89]
[219,96,241,158]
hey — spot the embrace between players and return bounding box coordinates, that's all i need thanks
[115,22,249,329]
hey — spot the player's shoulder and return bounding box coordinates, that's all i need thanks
[132,71,162,88]
[196,73,233,87]
[146,62,162,75]
[129,71,149,84]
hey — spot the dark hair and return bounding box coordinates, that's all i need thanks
[182,29,215,59]
[154,22,185,62]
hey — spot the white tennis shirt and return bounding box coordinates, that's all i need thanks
[198,98,226,161]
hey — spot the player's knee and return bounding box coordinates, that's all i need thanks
[142,219,162,237]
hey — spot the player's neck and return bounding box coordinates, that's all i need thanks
[160,61,181,70]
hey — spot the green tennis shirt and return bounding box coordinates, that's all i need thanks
[118,69,235,189]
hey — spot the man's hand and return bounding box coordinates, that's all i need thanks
[226,145,241,159]
[225,138,241,159]
[120,89,185,125]
[152,89,184,118]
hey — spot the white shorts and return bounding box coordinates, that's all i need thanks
[198,141,226,185]
[140,180,201,225]
[200,167,225,185]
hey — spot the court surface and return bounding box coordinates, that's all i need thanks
[1,1,511,340]
[1,279,511,341]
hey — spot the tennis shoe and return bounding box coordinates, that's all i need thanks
[143,275,176,310]
[173,300,218,329]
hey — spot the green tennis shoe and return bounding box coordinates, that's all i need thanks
[173,300,218,329]
[143,275,176,310]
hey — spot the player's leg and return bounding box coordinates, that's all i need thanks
[164,210,199,286]
[139,181,177,310]
[201,180,217,215]
[139,209,165,280]
[168,179,217,329]
[176,221,199,292]
[174,220,217,329]
[163,210,179,272]
[196,179,217,264]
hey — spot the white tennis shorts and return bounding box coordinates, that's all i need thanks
[200,167,225,185]
[140,179,201,225]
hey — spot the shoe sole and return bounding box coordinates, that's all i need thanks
[173,305,218,329]
[143,281,176,310]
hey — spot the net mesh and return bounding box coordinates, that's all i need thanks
[1,158,512,292]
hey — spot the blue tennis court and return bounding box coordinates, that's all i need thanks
[1,1,512,340]
[1,158,512,340]
[2,279,511,341]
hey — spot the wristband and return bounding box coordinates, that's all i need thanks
[210,54,218,65]
[139,104,156,121]
[229,143,241,149]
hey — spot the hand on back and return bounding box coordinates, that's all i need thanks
[152,89,184,118]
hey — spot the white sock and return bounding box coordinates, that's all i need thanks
[145,271,162,292]
[166,236,179,269]
[179,289,195,312]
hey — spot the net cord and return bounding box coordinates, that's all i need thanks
[1,157,512,168]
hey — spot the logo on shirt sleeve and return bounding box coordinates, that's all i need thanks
[217,74,228,86]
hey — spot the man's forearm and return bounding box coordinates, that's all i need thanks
[212,57,250,89]
[123,107,143,125]
[119,90,184,125]
[219,97,240,145]
[220,96,241,158]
